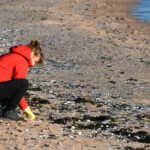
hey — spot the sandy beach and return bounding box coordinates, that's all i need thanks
[0,0,150,149]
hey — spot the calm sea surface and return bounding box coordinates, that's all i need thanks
[132,0,150,23]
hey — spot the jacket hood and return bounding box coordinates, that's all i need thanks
[9,45,33,67]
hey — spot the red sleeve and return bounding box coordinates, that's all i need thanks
[19,97,29,110]
[13,55,29,110]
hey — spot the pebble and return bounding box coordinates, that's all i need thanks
[25,129,29,132]
[78,132,82,135]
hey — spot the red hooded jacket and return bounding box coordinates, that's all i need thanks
[0,45,33,110]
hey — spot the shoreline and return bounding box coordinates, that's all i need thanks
[124,0,150,36]
[109,0,150,35]
[131,0,150,26]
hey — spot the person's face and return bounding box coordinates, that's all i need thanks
[30,51,40,66]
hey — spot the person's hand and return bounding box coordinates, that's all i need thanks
[24,106,36,120]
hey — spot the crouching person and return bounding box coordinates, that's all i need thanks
[0,40,44,121]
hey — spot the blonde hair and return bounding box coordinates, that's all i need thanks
[28,40,44,65]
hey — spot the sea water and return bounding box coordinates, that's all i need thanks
[132,0,150,23]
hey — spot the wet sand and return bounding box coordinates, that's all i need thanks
[0,0,150,149]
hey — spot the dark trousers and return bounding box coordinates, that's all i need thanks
[0,79,29,111]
